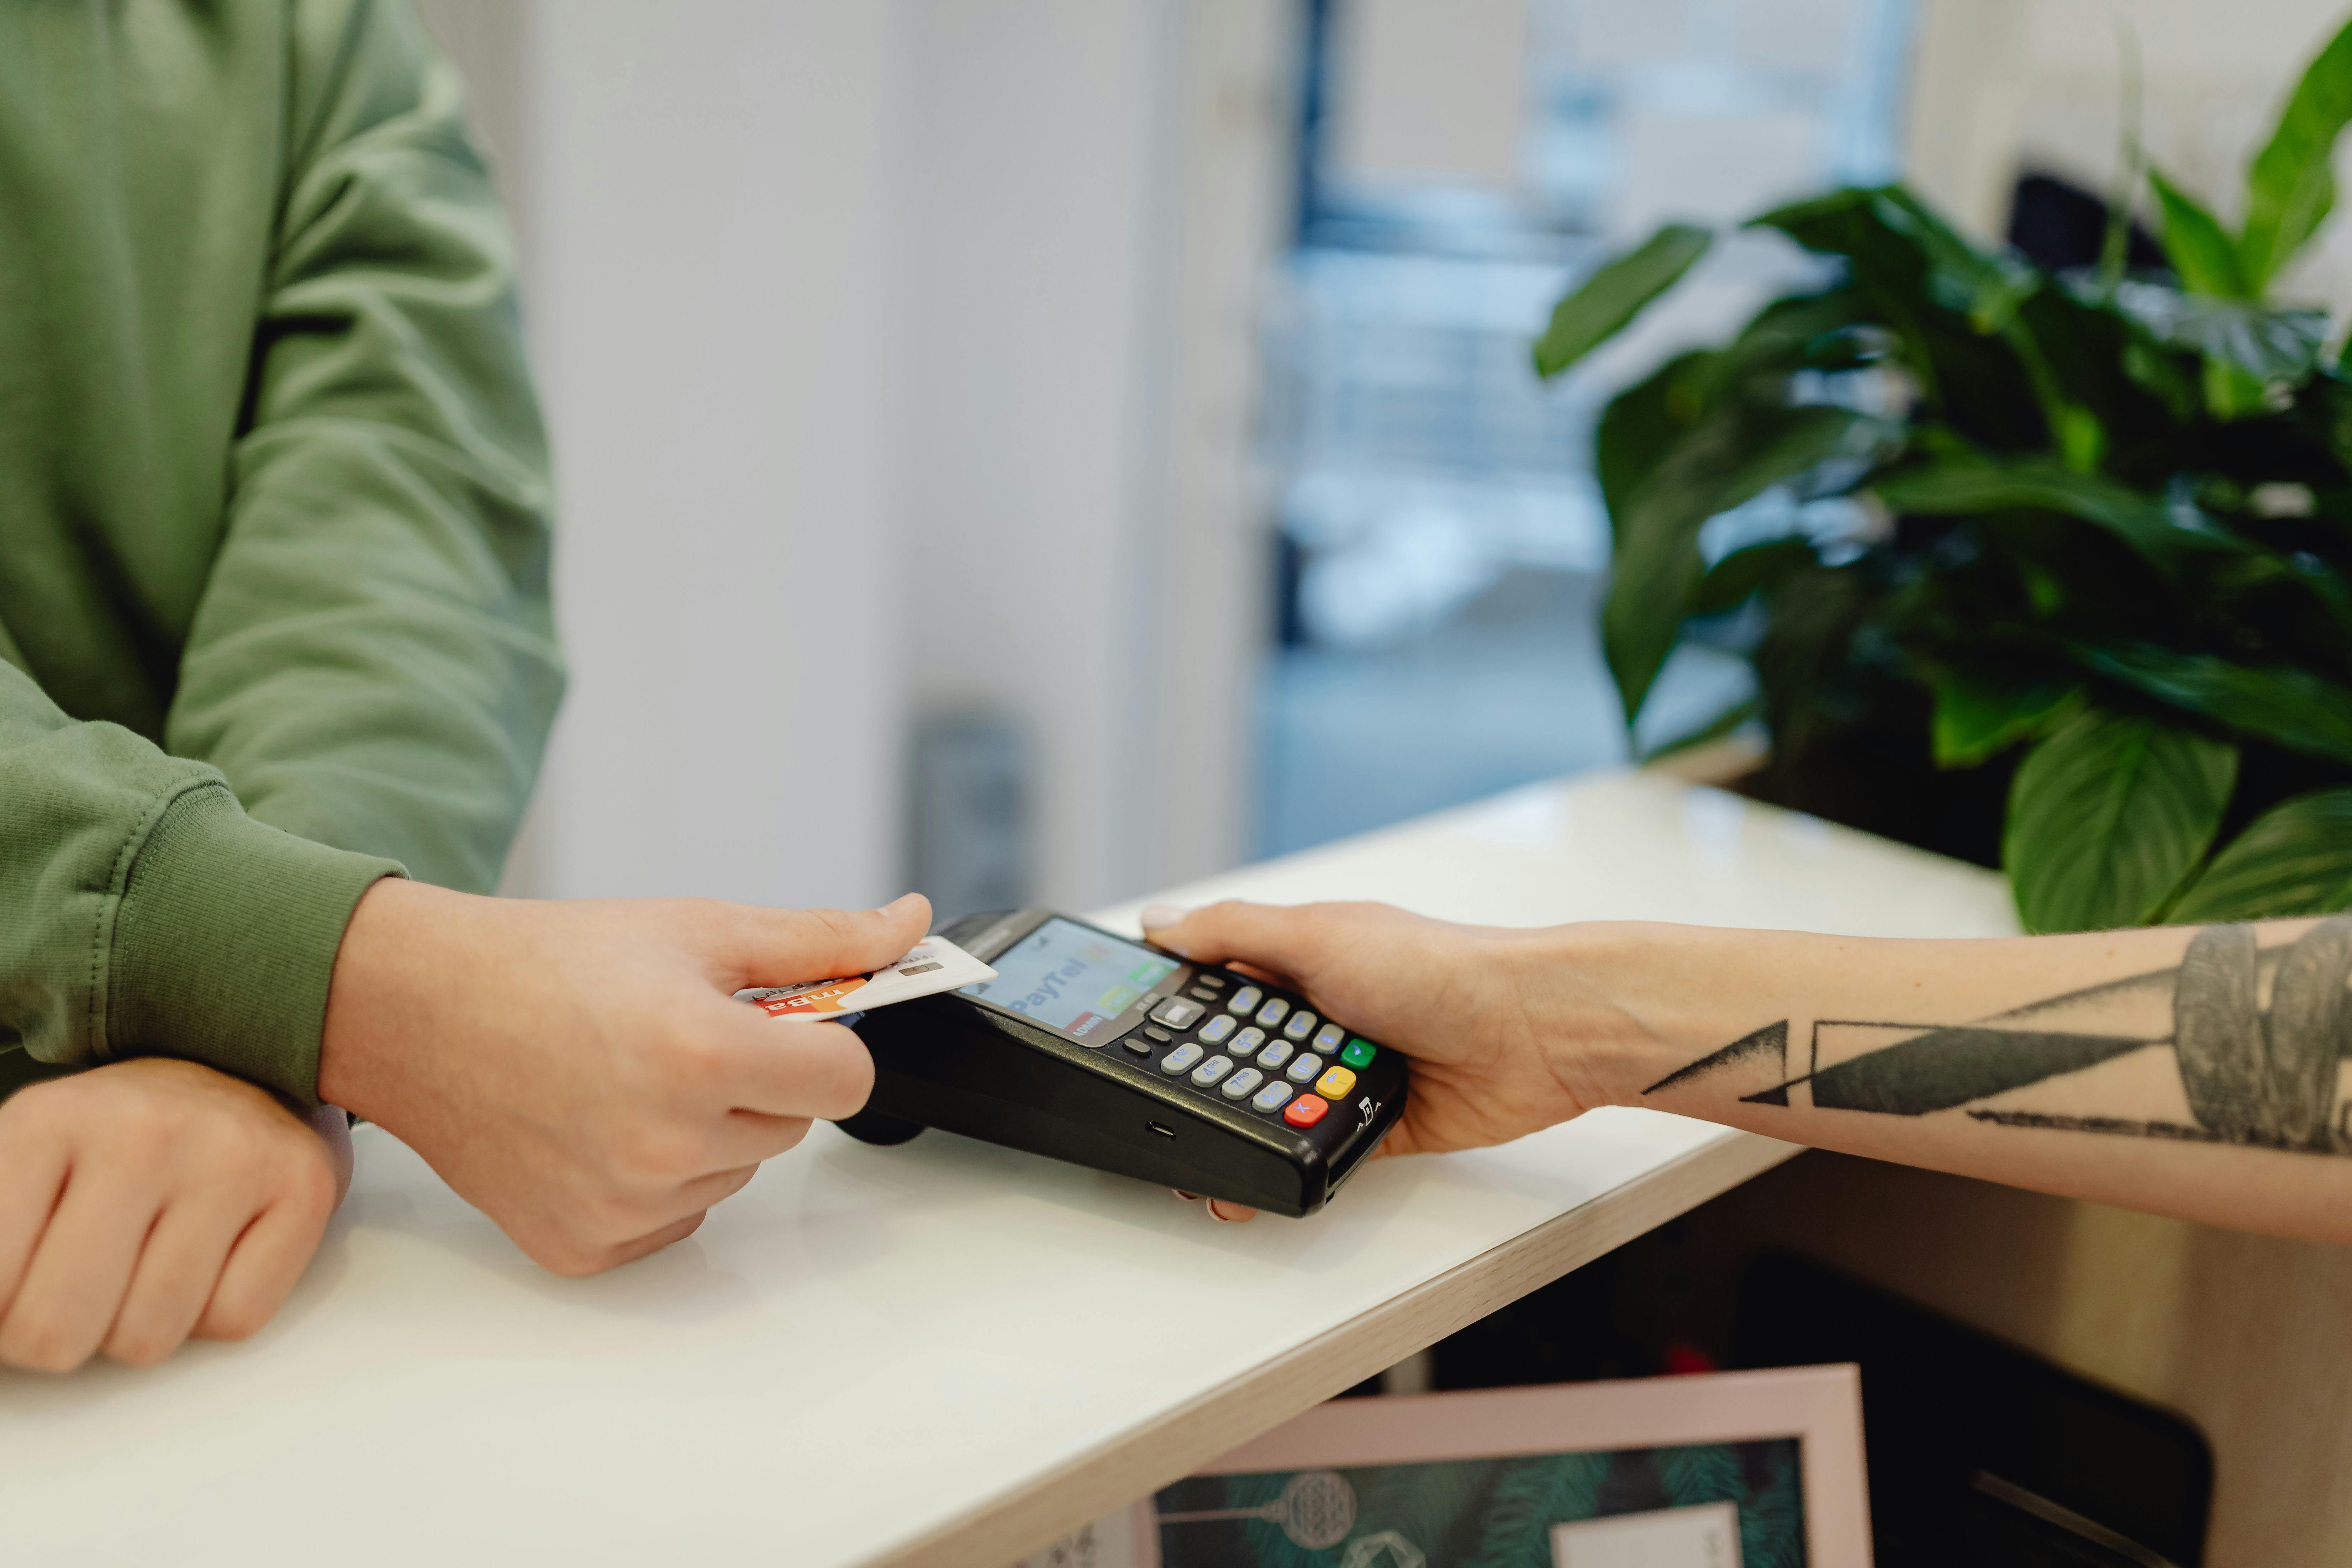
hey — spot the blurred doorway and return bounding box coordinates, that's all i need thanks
[1253,0,1917,857]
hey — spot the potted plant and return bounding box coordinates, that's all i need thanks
[1538,14,2352,933]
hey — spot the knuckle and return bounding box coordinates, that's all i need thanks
[281,1147,338,1218]
[615,1122,693,1182]
[204,1300,270,1343]
[803,906,860,949]
[108,1096,176,1149]
[0,1320,90,1375]
[105,1326,177,1369]
[654,1029,727,1090]
[183,1139,265,1197]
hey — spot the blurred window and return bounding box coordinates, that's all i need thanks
[1255,0,1916,856]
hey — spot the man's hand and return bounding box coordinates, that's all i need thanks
[1142,901,1640,1220]
[319,884,930,1277]
[0,1058,344,1372]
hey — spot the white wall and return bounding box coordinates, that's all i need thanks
[898,0,1166,913]
[516,2,911,909]
[900,0,1288,911]
[1148,1,1297,891]
[421,0,1288,915]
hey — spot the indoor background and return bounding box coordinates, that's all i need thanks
[414,0,2352,918]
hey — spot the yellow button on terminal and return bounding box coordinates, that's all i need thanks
[1313,1065,1357,1100]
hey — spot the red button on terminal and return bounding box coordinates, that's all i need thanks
[1282,1093,1329,1129]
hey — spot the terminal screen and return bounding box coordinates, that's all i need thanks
[963,919,1179,1042]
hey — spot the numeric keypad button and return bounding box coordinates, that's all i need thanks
[1197,1014,1237,1045]
[1285,1052,1323,1083]
[1250,1080,1295,1114]
[1228,1026,1266,1058]
[1283,1010,1317,1041]
[1160,1043,1204,1076]
[1222,1067,1264,1100]
[1226,985,1264,1016]
[1255,997,1291,1028]
[1190,1054,1234,1087]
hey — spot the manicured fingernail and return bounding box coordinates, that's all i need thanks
[1173,1189,1202,1202]
[1206,1200,1248,1223]
[1140,904,1188,930]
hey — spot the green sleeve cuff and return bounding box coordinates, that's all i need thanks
[107,785,405,1107]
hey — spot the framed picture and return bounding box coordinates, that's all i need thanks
[1022,1366,1869,1568]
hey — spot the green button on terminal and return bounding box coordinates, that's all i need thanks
[1340,1039,1377,1068]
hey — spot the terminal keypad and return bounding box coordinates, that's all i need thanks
[1115,968,1385,1139]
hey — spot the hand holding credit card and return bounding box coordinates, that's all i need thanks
[735,936,996,1020]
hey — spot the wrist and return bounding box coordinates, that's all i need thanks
[1527,922,1784,1111]
[316,876,469,1126]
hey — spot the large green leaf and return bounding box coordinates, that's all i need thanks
[1868,186,2039,331]
[1595,350,1715,545]
[2169,788,2352,922]
[2150,170,2251,298]
[1534,225,1713,379]
[1751,562,1868,766]
[1694,535,1818,616]
[1754,187,2049,450]
[2240,16,2352,291]
[2072,640,2352,765]
[2106,281,2328,383]
[1604,403,1865,722]
[1693,287,1878,401]
[1754,187,1933,299]
[1931,673,2082,768]
[1594,297,1870,553]
[2005,710,2239,933]
[1871,458,2238,576]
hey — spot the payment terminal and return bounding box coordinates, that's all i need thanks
[839,910,1408,1217]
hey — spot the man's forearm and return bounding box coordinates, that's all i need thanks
[1583,917,2352,1242]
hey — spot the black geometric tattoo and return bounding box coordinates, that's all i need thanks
[1641,914,2352,1155]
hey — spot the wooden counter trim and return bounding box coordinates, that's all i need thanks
[863,1128,1804,1568]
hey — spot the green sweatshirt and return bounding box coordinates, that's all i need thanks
[0,0,560,1105]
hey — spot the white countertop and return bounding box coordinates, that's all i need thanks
[0,770,2016,1566]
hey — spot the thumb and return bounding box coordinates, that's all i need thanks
[715,893,933,989]
[1140,899,1335,982]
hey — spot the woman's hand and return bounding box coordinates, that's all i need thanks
[1141,901,1647,1220]
[0,1057,346,1373]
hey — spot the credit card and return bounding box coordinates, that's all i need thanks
[735,936,996,1021]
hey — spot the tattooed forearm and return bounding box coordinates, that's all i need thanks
[1642,914,2352,1155]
